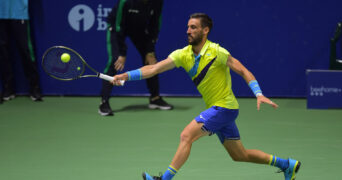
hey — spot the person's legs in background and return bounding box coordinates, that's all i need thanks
[131,34,173,110]
[0,20,15,101]
[12,19,42,101]
[99,25,120,116]
[99,60,117,116]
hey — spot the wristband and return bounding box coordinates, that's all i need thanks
[126,69,142,81]
[248,80,263,97]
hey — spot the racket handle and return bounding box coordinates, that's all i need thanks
[99,73,125,86]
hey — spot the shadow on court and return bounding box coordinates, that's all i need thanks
[114,104,150,112]
[114,104,192,112]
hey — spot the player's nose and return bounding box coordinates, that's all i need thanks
[186,27,191,34]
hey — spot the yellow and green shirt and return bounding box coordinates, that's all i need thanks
[169,40,239,109]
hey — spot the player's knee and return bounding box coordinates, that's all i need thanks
[180,131,192,144]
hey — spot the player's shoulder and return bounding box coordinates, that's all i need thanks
[169,45,192,65]
[207,41,230,56]
[176,44,191,51]
[218,46,229,55]
[172,45,192,55]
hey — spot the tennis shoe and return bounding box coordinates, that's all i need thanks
[149,97,173,110]
[30,94,43,101]
[283,158,301,180]
[2,90,15,101]
[142,172,162,180]
[99,100,113,116]
[30,87,43,101]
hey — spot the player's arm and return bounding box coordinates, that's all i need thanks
[112,57,176,85]
[226,55,278,110]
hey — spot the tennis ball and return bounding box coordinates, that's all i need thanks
[77,67,81,71]
[61,53,70,63]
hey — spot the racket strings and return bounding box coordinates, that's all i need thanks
[42,47,85,80]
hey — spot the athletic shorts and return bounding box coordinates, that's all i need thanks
[195,106,240,144]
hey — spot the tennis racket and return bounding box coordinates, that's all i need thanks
[42,46,124,85]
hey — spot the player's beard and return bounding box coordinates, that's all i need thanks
[188,32,204,46]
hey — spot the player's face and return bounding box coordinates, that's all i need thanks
[187,18,205,46]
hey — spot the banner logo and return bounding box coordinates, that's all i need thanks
[310,86,342,96]
[68,4,112,32]
[68,4,95,32]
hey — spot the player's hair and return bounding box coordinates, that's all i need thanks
[190,13,213,32]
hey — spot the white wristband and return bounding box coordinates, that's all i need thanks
[256,93,263,97]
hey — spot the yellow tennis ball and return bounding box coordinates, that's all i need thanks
[77,67,81,71]
[61,53,70,63]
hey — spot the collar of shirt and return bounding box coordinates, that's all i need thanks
[188,40,211,78]
[199,40,211,56]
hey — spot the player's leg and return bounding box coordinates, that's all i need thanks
[144,106,234,180]
[130,34,172,110]
[0,20,15,101]
[170,120,209,169]
[143,119,209,180]
[99,24,119,116]
[222,139,271,164]
[11,19,42,101]
[221,130,301,179]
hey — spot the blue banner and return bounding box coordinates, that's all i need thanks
[307,70,342,109]
[3,0,342,97]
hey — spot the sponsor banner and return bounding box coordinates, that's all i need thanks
[21,0,342,96]
[68,4,111,32]
[307,70,342,109]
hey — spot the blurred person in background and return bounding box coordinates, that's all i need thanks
[0,0,42,102]
[99,0,172,116]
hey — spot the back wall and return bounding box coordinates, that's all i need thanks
[4,0,342,97]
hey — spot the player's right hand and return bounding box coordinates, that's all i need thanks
[114,56,126,71]
[112,73,128,86]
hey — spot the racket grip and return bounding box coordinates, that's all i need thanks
[99,73,125,86]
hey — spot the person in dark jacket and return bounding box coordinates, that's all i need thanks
[99,0,172,116]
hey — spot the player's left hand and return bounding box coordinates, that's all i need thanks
[256,95,278,110]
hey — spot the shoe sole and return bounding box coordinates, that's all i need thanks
[30,96,43,101]
[148,104,172,110]
[292,161,301,180]
[98,109,113,116]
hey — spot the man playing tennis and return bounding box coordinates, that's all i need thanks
[112,13,301,180]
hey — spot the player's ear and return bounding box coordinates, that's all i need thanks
[203,26,210,35]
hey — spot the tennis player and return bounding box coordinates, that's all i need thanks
[112,13,301,180]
